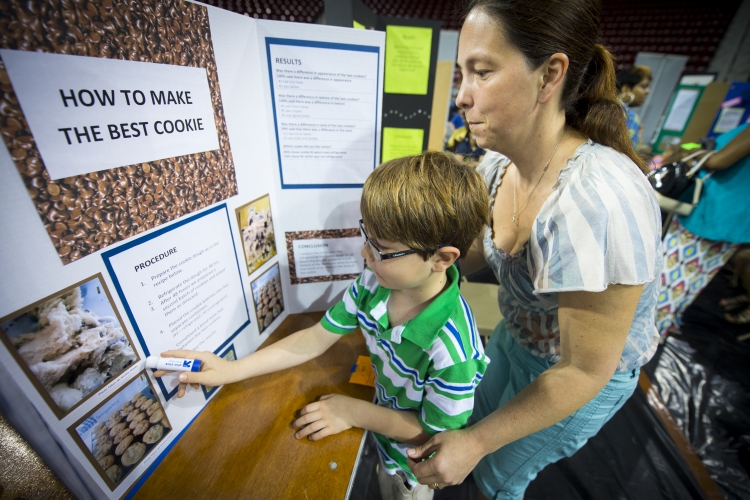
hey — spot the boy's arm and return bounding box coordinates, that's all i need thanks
[293,357,487,445]
[293,395,432,445]
[158,322,343,397]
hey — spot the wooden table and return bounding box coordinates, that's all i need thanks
[134,312,374,500]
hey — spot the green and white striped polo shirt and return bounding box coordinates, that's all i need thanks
[320,265,490,485]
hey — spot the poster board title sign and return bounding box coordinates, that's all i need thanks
[0,49,220,180]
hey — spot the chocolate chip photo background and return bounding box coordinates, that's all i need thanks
[0,0,237,265]
[0,6,384,498]
[0,274,139,419]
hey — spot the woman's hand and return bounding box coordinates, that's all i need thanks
[293,394,356,441]
[406,428,486,488]
[153,349,237,398]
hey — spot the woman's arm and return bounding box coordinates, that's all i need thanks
[406,283,642,486]
[704,126,750,170]
[458,235,488,276]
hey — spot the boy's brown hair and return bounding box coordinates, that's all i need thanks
[361,151,489,260]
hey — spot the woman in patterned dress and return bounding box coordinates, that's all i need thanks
[658,123,750,332]
[406,1,662,498]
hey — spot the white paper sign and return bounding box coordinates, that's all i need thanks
[267,40,380,187]
[713,107,745,134]
[292,237,364,278]
[663,88,700,132]
[102,206,249,369]
[0,49,220,180]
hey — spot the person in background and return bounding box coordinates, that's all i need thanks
[616,65,651,152]
[658,123,750,333]
[406,0,662,498]
[454,129,486,164]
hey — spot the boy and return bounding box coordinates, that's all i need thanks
[159,151,490,500]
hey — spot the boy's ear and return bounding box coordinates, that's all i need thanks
[431,246,460,272]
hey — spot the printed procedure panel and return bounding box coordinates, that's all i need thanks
[102,205,249,399]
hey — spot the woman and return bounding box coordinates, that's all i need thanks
[616,66,652,151]
[406,1,662,499]
[659,123,750,331]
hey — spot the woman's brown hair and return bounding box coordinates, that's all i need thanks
[463,0,648,173]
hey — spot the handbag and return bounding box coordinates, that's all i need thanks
[648,149,716,216]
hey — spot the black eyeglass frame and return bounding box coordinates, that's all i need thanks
[359,219,441,261]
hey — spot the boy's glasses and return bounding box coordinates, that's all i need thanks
[359,219,439,261]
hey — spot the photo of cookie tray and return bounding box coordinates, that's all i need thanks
[69,373,172,491]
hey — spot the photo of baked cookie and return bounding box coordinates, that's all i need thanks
[98,455,115,470]
[147,403,161,417]
[114,428,131,445]
[106,464,122,484]
[119,404,134,417]
[143,424,164,445]
[161,417,171,429]
[133,419,150,437]
[140,399,155,413]
[130,413,146,429]
[109,422,126,438]
[134,396,148,409]
[94,441,113,460]
[149,409,165,424]
[115,435,134,456]
[127,409,141,422]
[121,442,147,468]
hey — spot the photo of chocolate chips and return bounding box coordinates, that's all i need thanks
[0,0,237,264]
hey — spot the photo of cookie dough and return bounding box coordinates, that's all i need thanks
[250,263,285,335]
[236,195,277,274]
[0,276,137,415]
[71,373,173,490]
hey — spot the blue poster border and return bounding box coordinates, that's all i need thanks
[102,203,250,401]
[265,37,381,189]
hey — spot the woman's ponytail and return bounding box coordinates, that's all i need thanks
[566,45,648,173]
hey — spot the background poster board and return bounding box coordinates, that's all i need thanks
[0,2,384,498]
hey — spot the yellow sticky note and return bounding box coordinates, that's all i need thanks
[349,355,376,387]
[353,20,365,29]
[382,127,424,163]
[384,25,432,95]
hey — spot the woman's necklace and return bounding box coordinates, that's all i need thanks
[512,128,566,224]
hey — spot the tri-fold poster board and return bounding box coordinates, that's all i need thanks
[0,1,384,498]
